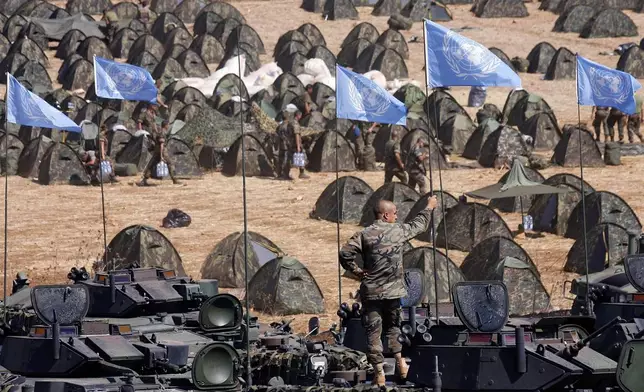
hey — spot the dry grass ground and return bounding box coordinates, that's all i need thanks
[2,1,644,331]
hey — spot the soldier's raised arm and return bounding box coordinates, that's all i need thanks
[339,231,366,278]
[399,196,438,241]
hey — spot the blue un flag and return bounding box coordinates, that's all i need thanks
[6,73,81,132]
[336,65,407,126]
[423,19,521,88]
[94,56,157,103]
[576,54,641,115]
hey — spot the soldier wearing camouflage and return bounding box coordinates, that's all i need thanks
[384,129,407,185]
[276,110,310,180]
[607,108,627,143]
[362,122,378,171]
[407,138,429,195]
[339,197,438,386]
[98,125,118,183]
[103,10,119,43]
[591,106,610,141]
[138,0,151,25]
[627,94,644,143]
[138,112,179,185]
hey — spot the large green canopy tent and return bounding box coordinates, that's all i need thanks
[466,160,568,228]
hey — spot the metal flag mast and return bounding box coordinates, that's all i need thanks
[421,22,445,325]
[574,57,592,316]
[235,29,252,388]
[335,63,342,325]
[3,73,9,324]
[92,56,109,271]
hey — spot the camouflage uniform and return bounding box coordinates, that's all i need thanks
[362,128,377,171]
[607,108,627,142]
[140,115,176,182]
[98,128,117,182]
[138,2,151,25]
[384,139,407,184]
[627,95,644,143]
[592,106,610,141]
[276,117,301,178]
[103,11,119,43]
[339,209,432,365]
[406,145,428,195]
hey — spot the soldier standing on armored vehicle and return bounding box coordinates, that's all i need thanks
[339,196,438,387]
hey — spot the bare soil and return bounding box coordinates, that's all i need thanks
[3,1,644,331]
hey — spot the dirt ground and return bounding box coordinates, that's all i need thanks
[3,1,644,331]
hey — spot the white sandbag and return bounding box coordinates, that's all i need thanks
[362,70,387,89]
[297,74,316,87]
[303,58,330,78]
[315,75,335,90]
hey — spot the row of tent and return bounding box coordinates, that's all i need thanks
[310,171,641,271]
[552,5,638,38]
[492,38,644,79]
[93,221,549,317]
[97,225,325,316]
[540,0,644,14]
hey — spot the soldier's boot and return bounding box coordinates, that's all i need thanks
[394,353,409,381]
[373,363,386,387]
[298,168,310,179]
[137,178,149,186]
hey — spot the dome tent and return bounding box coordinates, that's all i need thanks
[311,176,374,224]
[564,222,630,274]
[402,246,465,304]
[248,256,324,315]
[435,202,512,252]
[98,225,186,276]
[201,231,283,288]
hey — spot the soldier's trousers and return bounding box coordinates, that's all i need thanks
[627,115,643,143]
[592,116,609,140]
[607,115,626,141]
[384,169,408,184]
[143,151,175,180]
[277,149,292,178]
[408,172,428,195]
[362,299,403,365]
[362,146,377,171]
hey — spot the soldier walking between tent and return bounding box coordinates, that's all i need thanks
[406,137,429,195]
[627,93,644,143]
[138,0,151,25]
[102,10,119,43]
[591,106,610,142]
[276,110,310,180]
[607,108,627,143]
[384,129,407,185]
[339,196,438,387]
[138,108,180,186]
[98,124,118,183]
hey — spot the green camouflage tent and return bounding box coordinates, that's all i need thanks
[311,176,374,224]
[248,256,324,315]
[201,231,283,288]
[98,225,186,276]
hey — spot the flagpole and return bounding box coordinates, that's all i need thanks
[236,30,251,388]
[93,56,109,271]
[574,57,591,316]
[422,21,441,323]
[3,73,9,323]
[334,64,342,323]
